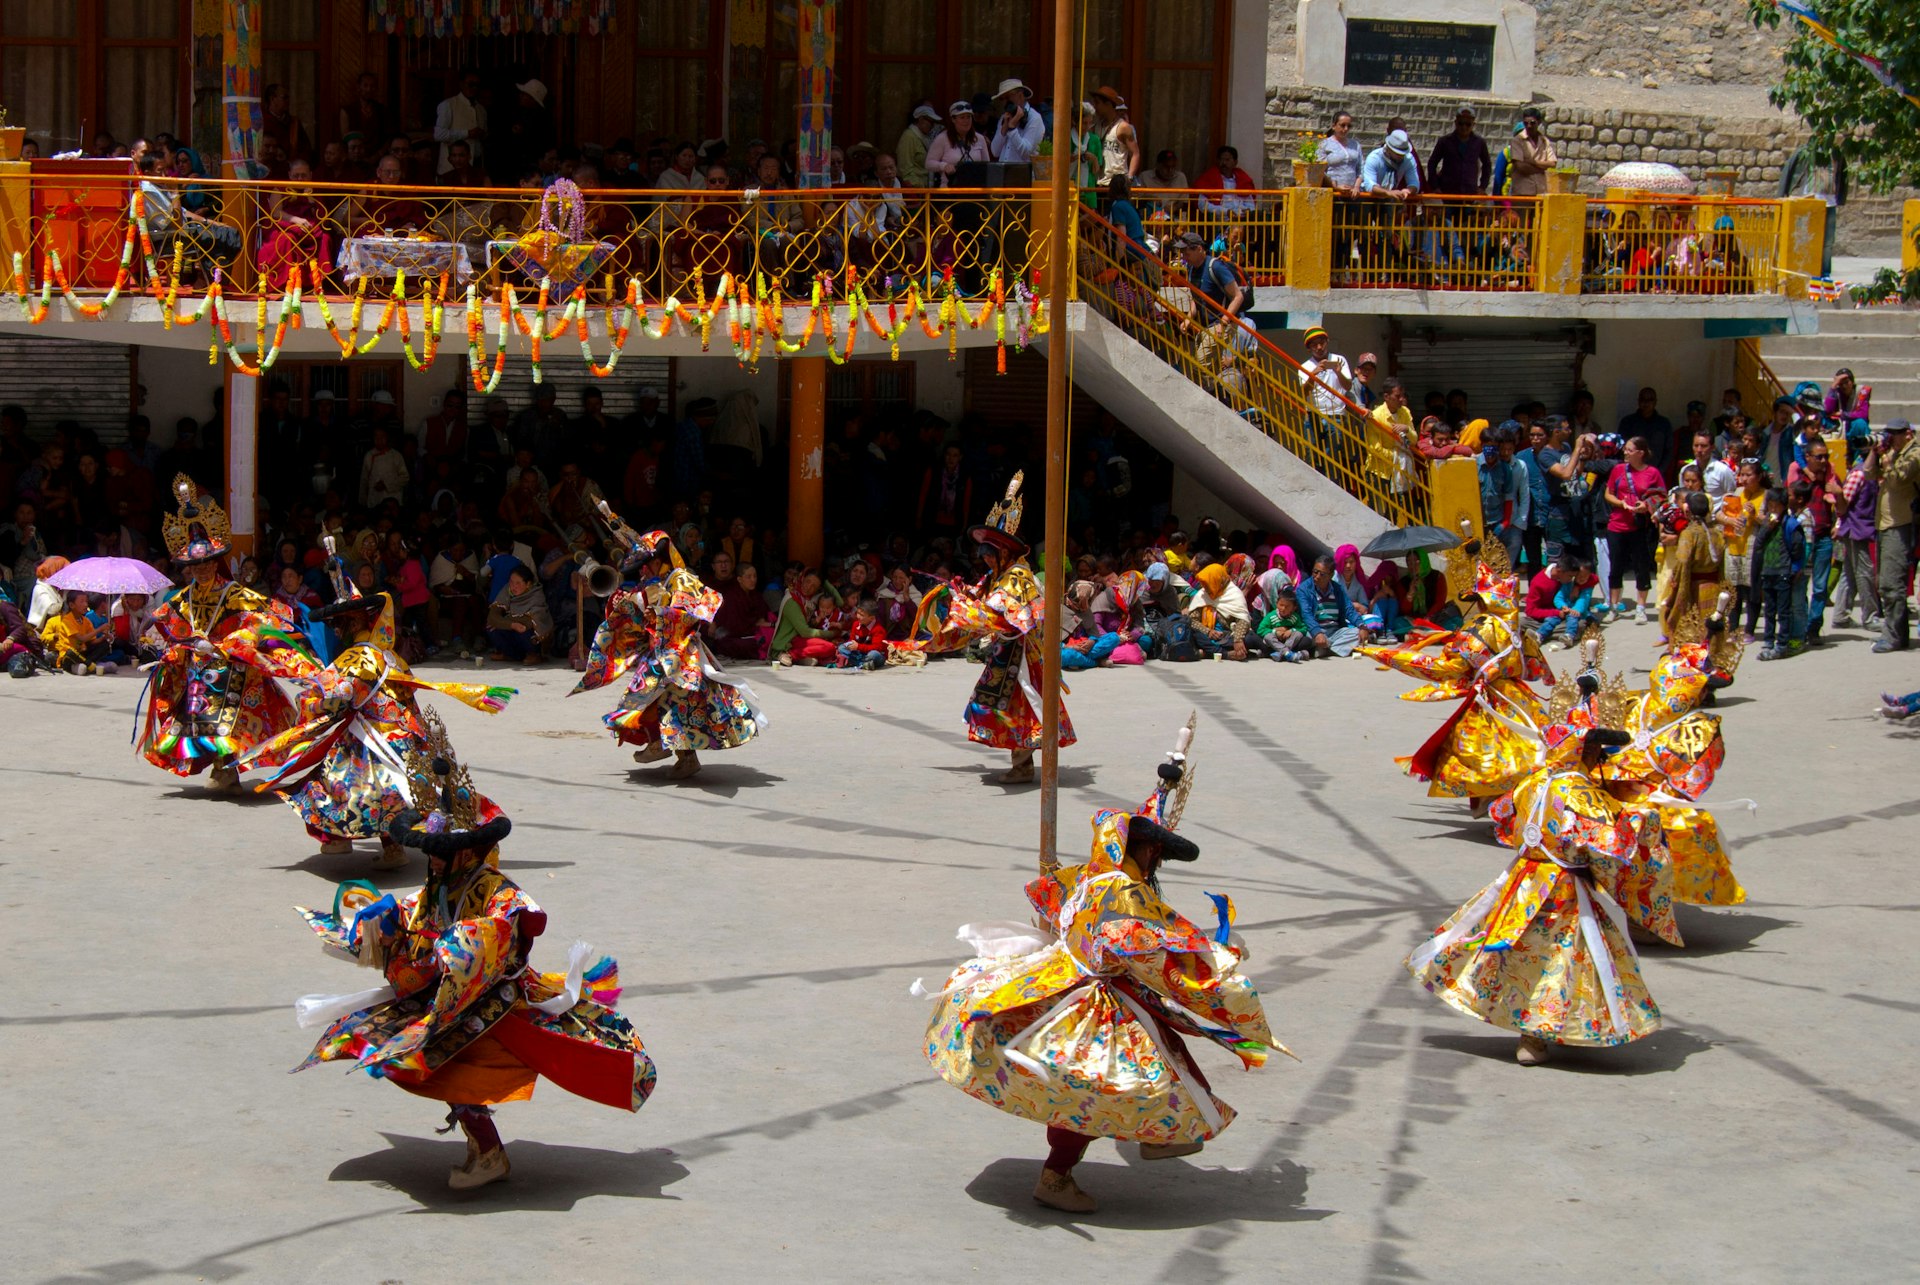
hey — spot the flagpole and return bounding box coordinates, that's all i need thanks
[1038,0,1074,874]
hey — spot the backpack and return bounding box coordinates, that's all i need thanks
[1201,255,1255,311]
[1156,610,1198,662]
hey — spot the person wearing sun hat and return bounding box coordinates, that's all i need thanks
[570,499,766,779]
[1091,85,1139,188]
[914,471,1074,783]
[925,99,990,187]
[896,102,942,187]
[138,474,320,794]
[244,536,515,869]
[990,76,1047,164]
[289,719,658,1191]
[917,717,1286,1212]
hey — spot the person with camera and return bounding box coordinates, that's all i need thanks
[1602,436,1665,624]
[1865,419,1919,652]
[989,79,1047,165]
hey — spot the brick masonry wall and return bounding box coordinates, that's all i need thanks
[1262,85,1914,255]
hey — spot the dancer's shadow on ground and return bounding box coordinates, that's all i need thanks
[1398,812,1501,845]
[330,1132,689,1212]
[159,786,281,806]
[271,850,576,885]
[623,765,785,798]
[929,763,1099,793]
[964,1154,1330,1236]
[1649,908,1796,956]
[1424,1026,1711,1075]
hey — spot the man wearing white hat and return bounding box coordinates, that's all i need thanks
[502,77,554,185]
[990,78,1047,165]
[896,103,941,187]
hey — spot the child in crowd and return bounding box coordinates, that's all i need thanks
[834,601,889,670]
[1162,530,1193,576]
[1784,479,1817,646]
[40,590,116,674]
[1259,586,1313,663]
[1523,556,1597,649]
[1718,458,1768,641]
[274,565,321,613]
[1752,485,1805,661]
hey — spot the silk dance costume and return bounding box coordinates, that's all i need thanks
[571,500,766,779]
[244,548,514,868]
[138,475,317,792]
[916,719,1286,1212]
[1409,697,1664,1067]
[291,728,657,1190]
[1359,542,1552,814]
[915,472,1074,784]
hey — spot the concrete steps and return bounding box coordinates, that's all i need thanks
[1764,305,1920,423]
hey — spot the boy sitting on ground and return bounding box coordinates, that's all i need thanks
[1259,586,1314,663]
[834,600,889,671]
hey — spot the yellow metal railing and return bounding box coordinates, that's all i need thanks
[1329,193,1541,291]
[1582,196,1782,296]
[1734,335,1788,422]
[6,174,1055,301]
[1078,206,1432,529]
[1,171,1815,304]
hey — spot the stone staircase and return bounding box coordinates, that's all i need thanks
[1764,306,1920,425]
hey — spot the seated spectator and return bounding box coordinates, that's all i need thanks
[875,565,923,640]
[1061,579,1124,670]
[1184,562,1258,660]
[1193,145,1257,214]
[834,601,890,670]
[710,560,773,660]
[1258,585,1313,663]
[1334,544,1398,642]
[770,568,841,667]
[28,556,68,629]
[1292,553,1370,657]
[273,565,322,613]
[1135,149,1191,202]
[1417,416,1473,462]
[485,564,552,664]
[1525,556,1598,649]
[40,590,116,674]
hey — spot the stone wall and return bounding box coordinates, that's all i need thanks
[1261,85,1911,255]
[1268,0,1789,89]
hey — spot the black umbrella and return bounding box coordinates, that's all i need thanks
[1359,525,1462,559]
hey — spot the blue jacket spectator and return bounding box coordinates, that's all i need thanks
[1360,131,1421,195]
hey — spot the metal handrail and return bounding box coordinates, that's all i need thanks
[1077,206,1432,529]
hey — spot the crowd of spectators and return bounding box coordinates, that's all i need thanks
[2,345,1914,682]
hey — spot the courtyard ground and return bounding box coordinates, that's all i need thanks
[2,623,1916,1282]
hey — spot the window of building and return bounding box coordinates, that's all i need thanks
[634,0,723,147]
[262,0,324,149]
[0,1,191,155]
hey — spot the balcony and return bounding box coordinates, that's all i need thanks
[0,169,1824,324]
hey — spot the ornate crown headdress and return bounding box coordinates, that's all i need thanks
[982,470,1025,539]
[404,708,481,833]
[1545,636,1632,728]
[1668,600,1708,649]
[161,474,231,561]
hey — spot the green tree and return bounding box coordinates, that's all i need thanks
[1749,0,1920,192]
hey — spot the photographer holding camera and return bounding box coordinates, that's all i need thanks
[990,79,1047,165]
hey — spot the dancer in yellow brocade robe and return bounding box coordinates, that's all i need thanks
[1410,713,1663,1067]
[1359,560,1552,808]
[917,724,1283,1213]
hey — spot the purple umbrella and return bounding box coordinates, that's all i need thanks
[46,557,174,596]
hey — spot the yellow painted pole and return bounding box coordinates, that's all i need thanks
[789,358,827,568]
[1038,0,1074,874]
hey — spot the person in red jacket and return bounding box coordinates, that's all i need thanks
[1192,144,1258,213]
[834,601,890,670]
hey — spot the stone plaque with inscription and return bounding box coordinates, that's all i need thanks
[1343,18,1496,93]
[1298,0,1536,101]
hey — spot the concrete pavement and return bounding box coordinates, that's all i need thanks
[2,623,1916,1282]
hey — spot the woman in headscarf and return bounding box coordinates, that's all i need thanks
[172,147,216,216]
[1183,561,1258,659]
[1060,579,1123,671]
[1223,552,1257,603]
[1267,544,1300,585]
[1096,570,1149,664]
[1334,544,1395,642]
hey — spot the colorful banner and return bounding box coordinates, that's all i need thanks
[366,0,617,36]
[1772,1,1920,110]
[796,0,838,189]
[731,0,768,49]
[222,0,263,180]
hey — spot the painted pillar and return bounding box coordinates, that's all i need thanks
[222,0,263,180]
[1535,193,1587,294]
[1775,195,1826,300]
[789,358,827,567]
[1903,199,1920,273]
[1284,187,1332,292]
[223,365,257,556]
[1427,457,1483,550]
[795,0,838,189]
